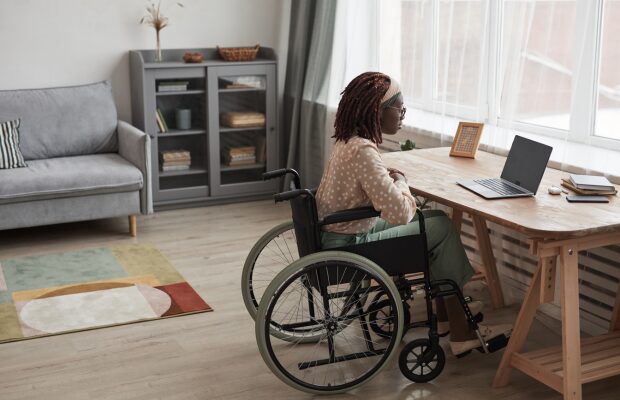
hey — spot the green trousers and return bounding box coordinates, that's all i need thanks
[321,209,475,288]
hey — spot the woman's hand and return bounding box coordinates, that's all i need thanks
[388,167,407,183]
[387,167,404,176]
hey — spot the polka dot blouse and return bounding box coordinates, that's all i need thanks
[316,136,416,234]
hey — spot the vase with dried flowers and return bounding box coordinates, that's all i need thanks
[140,1,184,62]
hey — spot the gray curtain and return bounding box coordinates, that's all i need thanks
[282,0,337,189]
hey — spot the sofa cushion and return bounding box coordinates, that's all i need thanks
[0,81,118,161]
[0,154,143,205]
[0,119,27,169]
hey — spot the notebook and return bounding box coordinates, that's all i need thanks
[569,175,614,191]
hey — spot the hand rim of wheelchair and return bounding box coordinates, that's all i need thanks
[241,220,296,318]
[368,298,411,339]
[255,251,404,394]
[242,221,358,343]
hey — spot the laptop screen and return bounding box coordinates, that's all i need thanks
[500,135,553,194]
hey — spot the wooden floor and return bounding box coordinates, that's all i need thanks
[0,200,617,400]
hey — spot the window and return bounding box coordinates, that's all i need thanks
[394,0,620,148]
[595,0,620,140]
[435,0,486,107]
[500,0,575,131]
[400,0,426,102]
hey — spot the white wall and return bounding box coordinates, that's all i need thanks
[0,0,289,122]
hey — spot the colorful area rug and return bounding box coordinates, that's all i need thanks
[0,244,212,343]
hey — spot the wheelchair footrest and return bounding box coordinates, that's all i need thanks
[482,333,510,353]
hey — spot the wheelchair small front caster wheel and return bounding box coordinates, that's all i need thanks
[399,338,445,383]
[369,299,410,339]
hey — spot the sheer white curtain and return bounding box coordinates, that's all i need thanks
[325,0,620,181]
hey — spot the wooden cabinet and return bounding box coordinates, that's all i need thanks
[129,48,279,209]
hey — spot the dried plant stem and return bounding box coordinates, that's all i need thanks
[156,30,162,61]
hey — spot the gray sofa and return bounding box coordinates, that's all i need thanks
[0,81,152,235]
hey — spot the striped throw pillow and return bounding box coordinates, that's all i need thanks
[0,119,27,169]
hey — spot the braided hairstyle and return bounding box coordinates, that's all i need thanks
[333,71,391,144]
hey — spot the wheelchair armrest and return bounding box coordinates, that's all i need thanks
[319,207,380,226]
[320,207,427,233]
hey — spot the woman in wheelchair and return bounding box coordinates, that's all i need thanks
[316,71,512,357]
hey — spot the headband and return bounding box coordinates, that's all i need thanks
[380,78,401,105]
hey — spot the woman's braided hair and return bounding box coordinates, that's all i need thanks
[333,71,391,144]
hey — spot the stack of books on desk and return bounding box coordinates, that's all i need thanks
[222,146,256,167]
[562,174,617,195]
[160,150,191,172]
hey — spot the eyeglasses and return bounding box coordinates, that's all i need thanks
[387,105,407,119]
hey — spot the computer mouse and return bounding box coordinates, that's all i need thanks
[548,186,562,195]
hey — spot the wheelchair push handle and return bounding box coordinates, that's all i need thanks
[262,168,301,189]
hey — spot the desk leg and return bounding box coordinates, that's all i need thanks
[493,262,542,388]
[560,245,582,400]
[540,256,557,304]
[451,208,463,232]
[472,215,505,309]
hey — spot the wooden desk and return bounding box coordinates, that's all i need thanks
[383,147,620,400]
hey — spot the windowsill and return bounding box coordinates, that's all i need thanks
[382,108,620,181]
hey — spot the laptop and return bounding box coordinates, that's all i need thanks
[457,135,553,199]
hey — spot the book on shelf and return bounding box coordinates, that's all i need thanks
[569,174,615,191]
[156,108,169,132]
[220,112,266,128]
[161,160,191,166]
[220,77,264,90]
[161,164,191,172]
[226,155,256,162]
[228,146,256,155]
[226,158,257,167]
[157,81,189,92]
[160,149,191,162]
[155,109,165,133]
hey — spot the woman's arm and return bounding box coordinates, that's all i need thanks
[356,143,416,225]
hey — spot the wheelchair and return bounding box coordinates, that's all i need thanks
[245,168,509,394]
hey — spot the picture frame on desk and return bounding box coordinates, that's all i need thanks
[450,122,484,158]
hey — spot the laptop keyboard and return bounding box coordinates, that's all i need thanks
[474,179,528,196]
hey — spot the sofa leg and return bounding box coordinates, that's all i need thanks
[128,215,137,237]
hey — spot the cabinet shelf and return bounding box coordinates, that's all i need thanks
[220,126,265,133]
[156,89,205,96]
[158,129,206,137]
[220,163,265,172]
[159,167,208,177]
[218,88,265,93]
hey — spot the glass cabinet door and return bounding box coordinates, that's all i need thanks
[146,67,209,203]
[207,64,278,197]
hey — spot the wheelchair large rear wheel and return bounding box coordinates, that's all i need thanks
[242,221,298,320]
[255,251,404,394]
